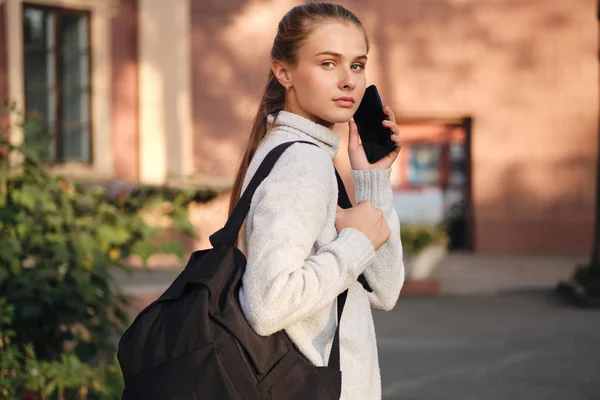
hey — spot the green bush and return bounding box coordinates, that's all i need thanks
[0,299,123,400]
[573,264,600,299]
[400,224,449,256]
[0,103,200,397]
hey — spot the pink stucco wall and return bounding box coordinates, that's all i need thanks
[0,0,594,256]
[0,4,8,111]
[111,0,140,181]
[189,0,597,256]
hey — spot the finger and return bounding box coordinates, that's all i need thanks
[386,144,402,160]
[358,200,373,209]
[380,142,402,165]
[382,120,402,146]
[382,119,399,133]
[390,133,402,146]
[383,105,396,123]
[348,120,361,150]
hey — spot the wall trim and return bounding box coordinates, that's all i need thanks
[138,0,193,184]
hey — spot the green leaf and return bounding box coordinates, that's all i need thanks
[96,225,131,246]
[20,301,44,319]
[0,204,17,224]
[12,186,37,211]
[70,241,95,266]
[15,222,29,237]
[32,268,59,282]
[140,225,165,239]
[159,241,184,258]
[0,236,20,258]
[173,216,197,238]
[8,257,22,275]
[130,241,156,262]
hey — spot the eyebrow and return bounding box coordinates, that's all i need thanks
[314,51,368,61]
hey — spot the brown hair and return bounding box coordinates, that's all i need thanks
[229,2,369,216]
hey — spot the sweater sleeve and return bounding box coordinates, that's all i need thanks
[239,146,376,336]
[351,168,405,311]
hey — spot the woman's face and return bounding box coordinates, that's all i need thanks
[282,22,368,127]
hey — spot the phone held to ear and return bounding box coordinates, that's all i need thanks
[352,85,398,164]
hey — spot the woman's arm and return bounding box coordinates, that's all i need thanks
[240,146,376,336]
[344,102,405,310]
[351,168,404,311]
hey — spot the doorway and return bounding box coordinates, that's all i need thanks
[393,116,474,251]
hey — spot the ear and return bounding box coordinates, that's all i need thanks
[271,59,293,90]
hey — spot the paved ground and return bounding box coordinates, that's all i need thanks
[429,253,586,295]
[375,291,600,400]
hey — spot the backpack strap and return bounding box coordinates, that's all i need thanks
[209,140,370,371]
[209,140,316,247]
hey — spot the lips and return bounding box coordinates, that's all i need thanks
[333,97,355,108]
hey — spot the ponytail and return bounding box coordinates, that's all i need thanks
[228,70,285,216]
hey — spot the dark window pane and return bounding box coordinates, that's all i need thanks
[23,7,56,160]
[408,144,440,186]
[23,8,49,49]
[62,126,89,161]
[59,13,90,162]
[60,13,90,87]
[450,143,466,185]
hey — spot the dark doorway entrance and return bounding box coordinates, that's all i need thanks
[394,116,474,251]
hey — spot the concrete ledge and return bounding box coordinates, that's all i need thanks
[124,292,162,317]
[431,253,584,295]
[400,279,441,296]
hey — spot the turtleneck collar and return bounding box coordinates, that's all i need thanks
[267,111,340,158]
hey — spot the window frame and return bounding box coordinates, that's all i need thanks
[22,2,93,164]
[393,121,468,192]
[393,116,475,251]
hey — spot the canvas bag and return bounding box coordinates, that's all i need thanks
[117,141,371,399]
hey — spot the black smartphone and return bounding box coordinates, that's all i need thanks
[353,85,397,164]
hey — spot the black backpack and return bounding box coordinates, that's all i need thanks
[117,141,371,400]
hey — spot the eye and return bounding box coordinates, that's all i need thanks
[321,61,335,68]
[351,63,365,71]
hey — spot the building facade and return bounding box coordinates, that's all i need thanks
[0,0,596,256]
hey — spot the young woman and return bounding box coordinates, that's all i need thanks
[229,3,404,399]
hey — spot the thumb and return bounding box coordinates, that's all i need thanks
[348,120,360,151]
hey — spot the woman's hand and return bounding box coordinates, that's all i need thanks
[335,202,391,251]
[348,105,402,170]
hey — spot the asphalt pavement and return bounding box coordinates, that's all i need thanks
[375,291,600,400]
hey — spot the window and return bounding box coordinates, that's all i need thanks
[449,142,466,185]
[407,143,441,186]
[23,4,91,163]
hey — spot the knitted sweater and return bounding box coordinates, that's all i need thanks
[239,110,405,400]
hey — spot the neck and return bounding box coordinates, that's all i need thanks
[284,96,335,130]
[267,110,340,158]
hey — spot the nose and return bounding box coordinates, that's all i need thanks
[338,68,356,91]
